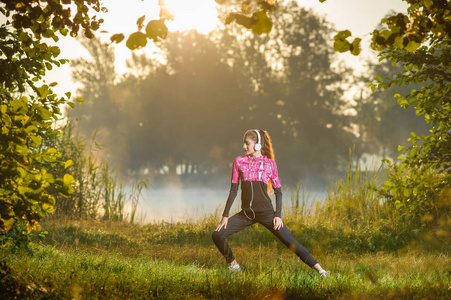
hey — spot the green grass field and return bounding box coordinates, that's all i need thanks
[1,213,450,299]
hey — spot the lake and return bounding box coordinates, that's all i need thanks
[130,187,326,224]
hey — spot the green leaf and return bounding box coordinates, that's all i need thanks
[17,186,29,195]
[37,85,49,99]
[49,46,60,56]
[335,30,351,40]
[29,135,42,146]
[37,107,52,120]
[350,38,361,56]
[334,39,351,53]
[383,180,393,187]
[403,188,411,197]
[375,76,383,83]
[145,20,168,42]
[10,99,28,114]
[423,0,433,9]
[136,15,146,30]
[64,160,74,169]
[17,167,27,178]
[42,203,55,213]
[43,172,55,183]
[75,97,84,104]
[110,33,125,44]
[393,36,404,48]
[225,13,255,29]
[126,31,148,50]
[25,125,39,134]
[63,174,74,186]
[252,11,272,35]
[405,40,421,52]
[46,148,57,154]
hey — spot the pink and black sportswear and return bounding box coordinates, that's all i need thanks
[212,155,319,268]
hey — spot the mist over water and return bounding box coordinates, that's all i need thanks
[137,188,228,223]
[130,187,327,224]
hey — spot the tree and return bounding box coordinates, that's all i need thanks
[69,36,119,137]
[0,0,104,240]
[216,1,356,185]
[340,0,451,223]
[69,2,356,187]
[106,30,250,182]
[355,58,429,159]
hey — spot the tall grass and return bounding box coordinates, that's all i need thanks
[43,120,149,223]
[317,154,388,228]
[284,151,450,254]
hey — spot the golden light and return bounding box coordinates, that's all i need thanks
[163,0,220,33]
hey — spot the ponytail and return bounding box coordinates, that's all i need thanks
[260,129,275,162]
[260,130,275,193]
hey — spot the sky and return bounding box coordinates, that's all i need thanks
[42,0,409,97]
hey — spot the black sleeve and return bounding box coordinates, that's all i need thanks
[222,183,239,217]
[274,187,283,218]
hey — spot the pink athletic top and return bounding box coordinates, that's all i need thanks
[222,155,283,218]
[230,155,281,188]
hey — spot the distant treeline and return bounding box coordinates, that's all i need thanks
[69,1,428,188]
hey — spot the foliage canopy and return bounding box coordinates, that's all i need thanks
[0,0,104,238]
[359,0,451,223]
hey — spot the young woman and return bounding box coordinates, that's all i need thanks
[212,129,329,277]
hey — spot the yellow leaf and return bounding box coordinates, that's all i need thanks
[1,218,15,231]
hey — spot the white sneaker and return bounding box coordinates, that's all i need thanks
[319,270,330,278]
[228,264,241,272]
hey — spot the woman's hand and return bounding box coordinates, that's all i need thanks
[273,217,283,230]
[215,216,229,232]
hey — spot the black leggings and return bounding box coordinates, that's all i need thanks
[212,211,318,268]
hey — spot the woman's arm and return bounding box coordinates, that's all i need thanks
[271,159,283,218]
[222,182,238,217]
[221,158,240,217]
[273,187,283,218]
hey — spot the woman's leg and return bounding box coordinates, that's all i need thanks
[258,213,318,268]
[212,213,253,264]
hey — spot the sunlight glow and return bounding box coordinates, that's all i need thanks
[163,0,220,33]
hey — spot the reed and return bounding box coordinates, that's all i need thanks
[43,120,149,223]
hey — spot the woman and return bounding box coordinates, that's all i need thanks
[212,129,329,277]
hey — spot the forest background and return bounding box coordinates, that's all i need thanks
[68,1,429,190]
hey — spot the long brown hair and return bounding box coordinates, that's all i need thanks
[243,129,276,192]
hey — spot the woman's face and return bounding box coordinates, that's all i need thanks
[243,136,258,156]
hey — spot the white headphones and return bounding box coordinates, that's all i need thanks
[254,129,262,151]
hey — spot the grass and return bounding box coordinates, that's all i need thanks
[1,216,450,299]
[1,161,450,299]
